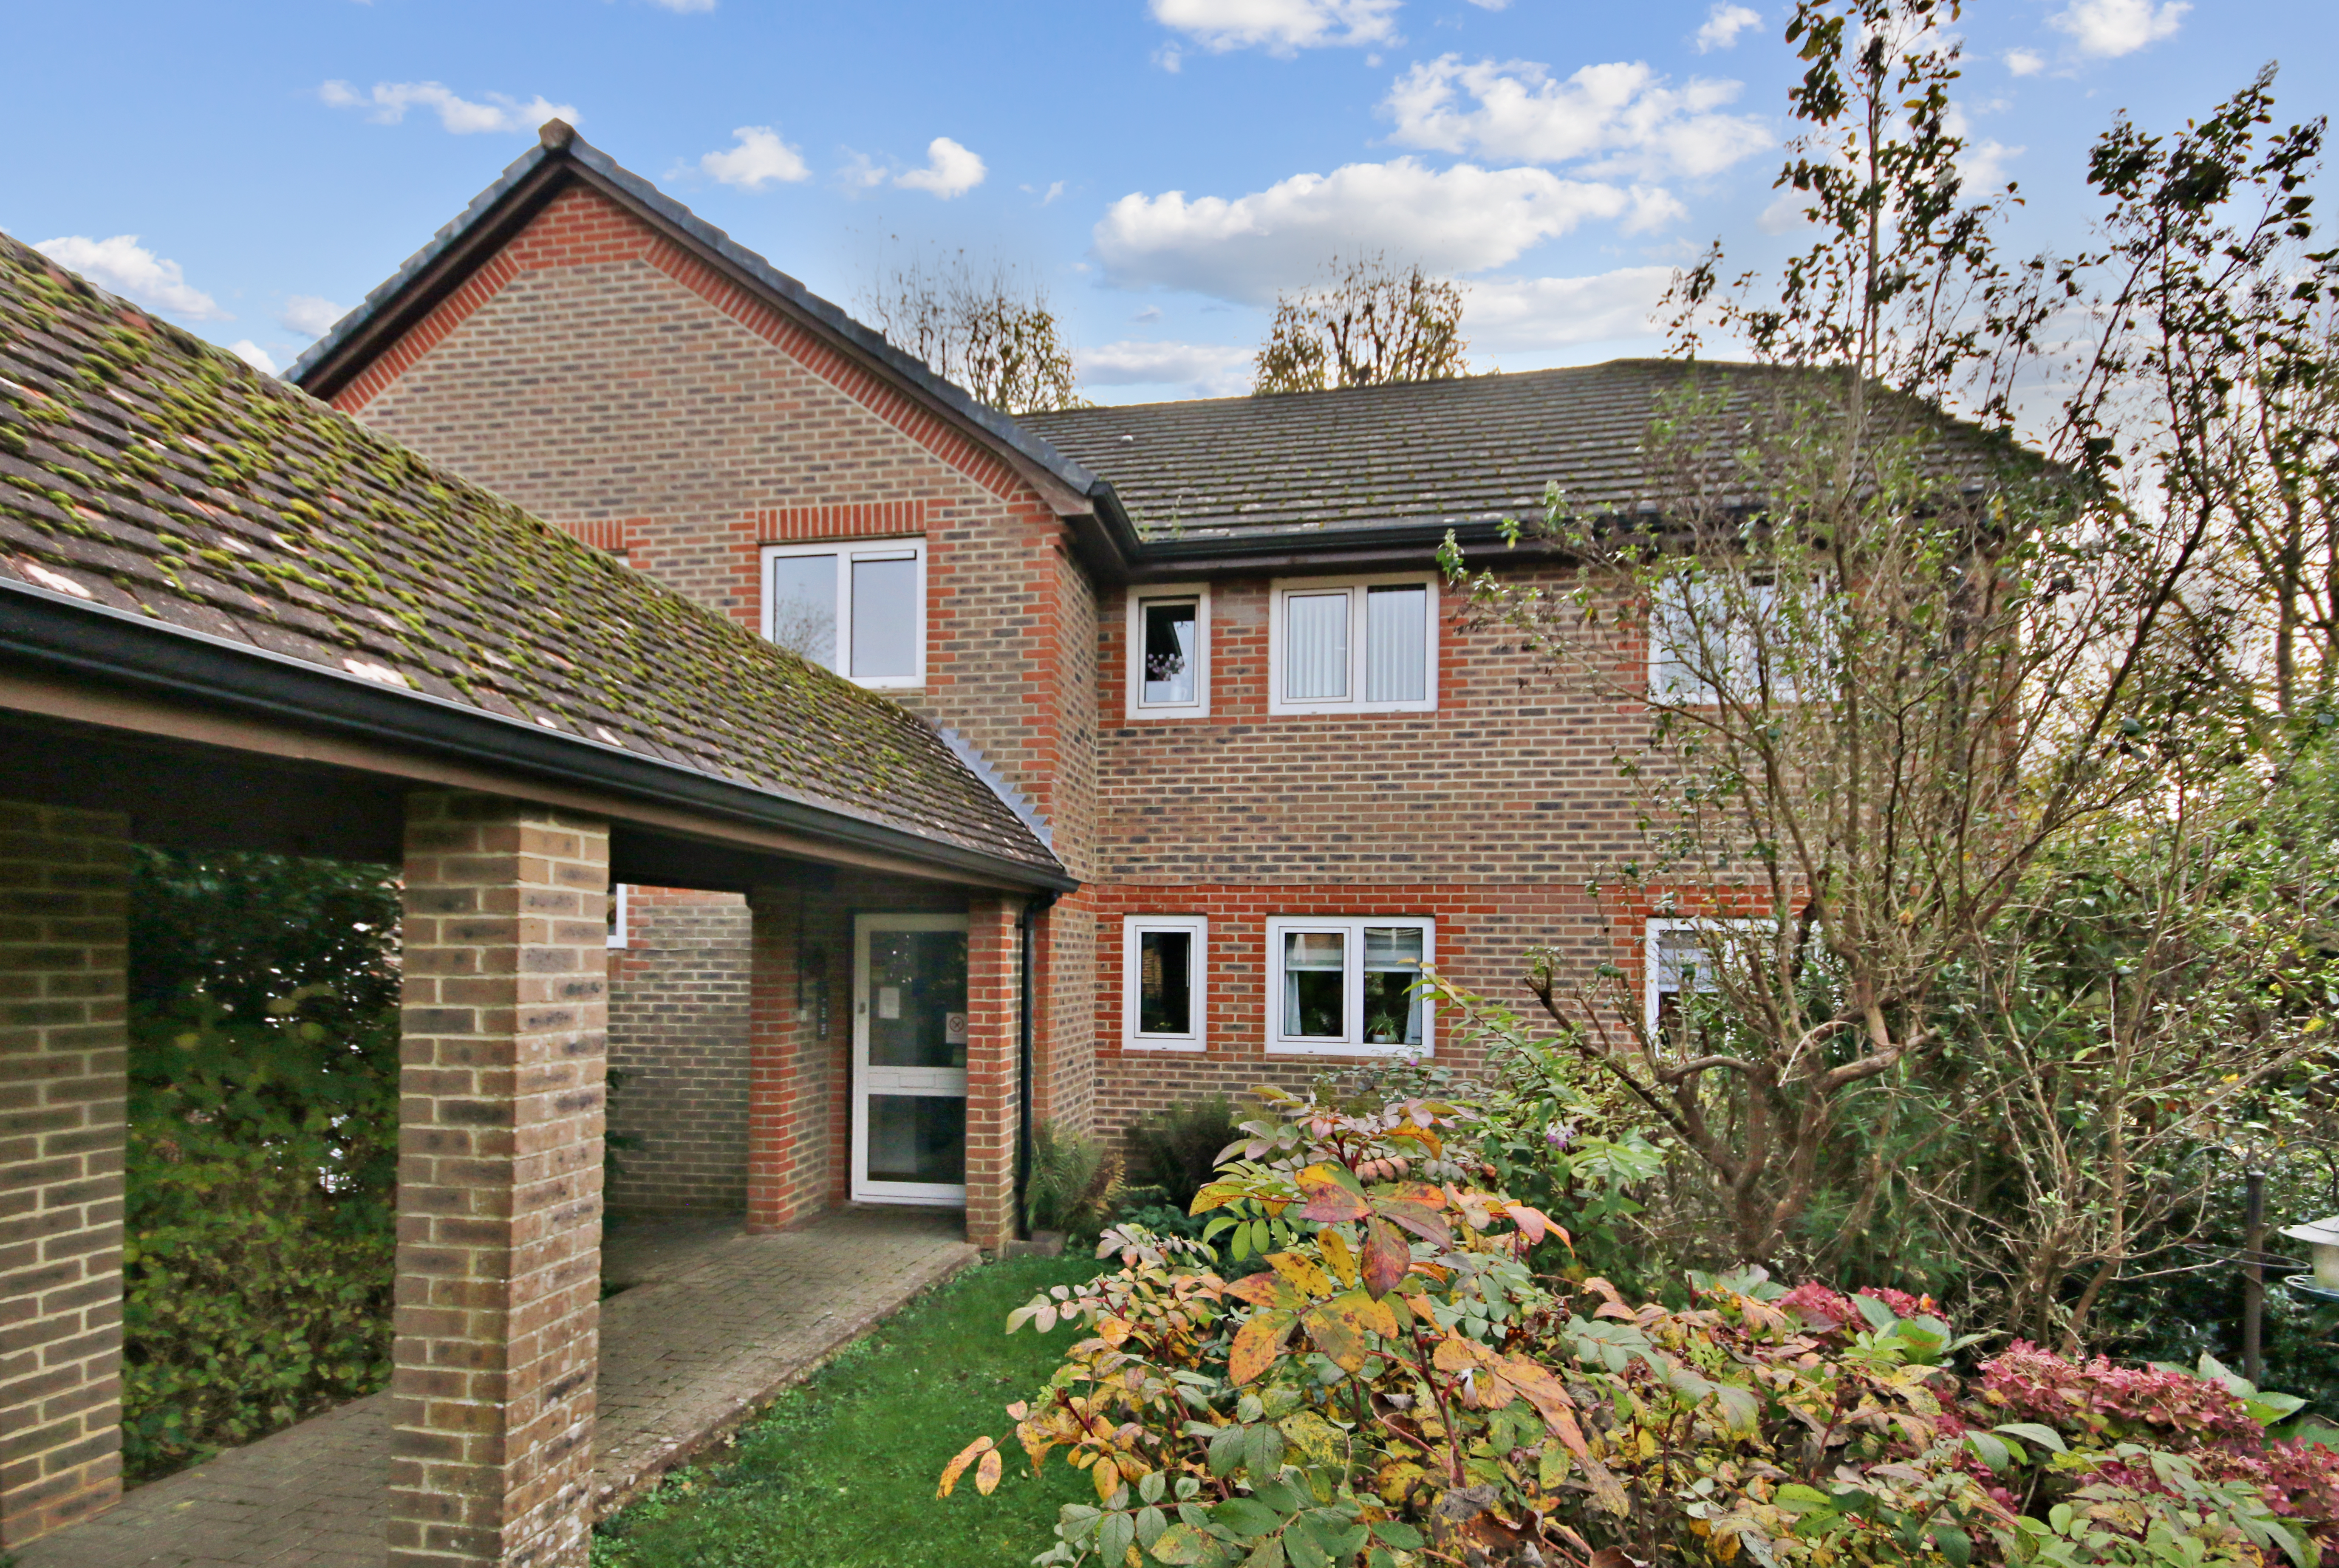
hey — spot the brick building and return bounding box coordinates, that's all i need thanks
[0,231,1066,1560]
[278,120,1788,1226]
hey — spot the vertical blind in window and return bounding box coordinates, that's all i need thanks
[1284,593,1350,701]
[851,556,918,680]
[1365,585,1427,703]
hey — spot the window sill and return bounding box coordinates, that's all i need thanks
[1122,1038,1207,1053]
[1266,1042,1431,1058]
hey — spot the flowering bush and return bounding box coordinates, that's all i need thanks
[942,1088,2339,1568]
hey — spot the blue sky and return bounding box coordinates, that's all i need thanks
[3,0,2330,404]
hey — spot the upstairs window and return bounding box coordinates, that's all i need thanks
[1269,575,1437,715]
[1649,577,1828,705]
[1266,916,1434,1056]
[1126,587,1210,719]
[761,539,925,689]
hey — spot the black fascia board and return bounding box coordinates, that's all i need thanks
[0,581,1076,893]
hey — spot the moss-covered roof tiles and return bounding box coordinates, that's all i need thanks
[0,231,1062,880]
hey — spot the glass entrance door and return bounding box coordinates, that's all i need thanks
[851,913,970,1206]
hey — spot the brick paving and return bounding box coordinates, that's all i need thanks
[15,1207,977,1568]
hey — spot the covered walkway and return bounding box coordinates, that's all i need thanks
[15,1208,977,1568]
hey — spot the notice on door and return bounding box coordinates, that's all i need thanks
[945,1011,968,1044]
[877,986,902,1020]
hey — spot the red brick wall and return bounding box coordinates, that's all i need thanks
[0,800,127,1548]
[605,887,750,1218]
[342,180,1101,1162]
[1088,570,1657,1136]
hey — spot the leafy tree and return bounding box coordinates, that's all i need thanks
[860,251,1085,414]
[1440,0,2338,1287]
[1252,253,1469,396]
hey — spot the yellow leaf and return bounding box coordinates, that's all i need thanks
[937,1435,994,1497]
[976,1447,1003,1495]
[1267,1250,1335,1299]
[1093,1456,1121,1502]
[1230,1310,1296,1384]
[1321,1227,1360,1287]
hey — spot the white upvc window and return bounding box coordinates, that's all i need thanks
[761,538,926,689]
[1267,574,1439,716]
[1122,915,1208,1051]
[1643,917,1773,1035]
[607,883,630,950]
[1264,916,1434,1056]
[1649,578,1825,704]
[1126,586,1211,720]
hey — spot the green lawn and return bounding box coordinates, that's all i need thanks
[591,1252,1106,1568]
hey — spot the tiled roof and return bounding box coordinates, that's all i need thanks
[0,231,1063,881]
[1021,360,2005,547]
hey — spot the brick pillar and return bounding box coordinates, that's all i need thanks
[744,887,823,1232]
[391,792,608,1568]
[963,896,1021,1251]
[0,802,127,1548]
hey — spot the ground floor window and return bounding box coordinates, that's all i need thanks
[1265,916,1433,1055]
[1123,915,1206,1050]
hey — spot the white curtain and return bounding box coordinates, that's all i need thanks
[1284,592,1349,701]
[1365,586,1427,703]
[850,556,918,678]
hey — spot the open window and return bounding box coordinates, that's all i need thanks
[607,884,630,950]
[1126,587,1210,719]
[1268,574,1438,715]
[1265,916,1434,1056]
[761,539,925,689]
[1122,915,1207,1050]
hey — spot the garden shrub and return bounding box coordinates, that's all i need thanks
[1129,1097,1243,1213]
[1028,1120,1126,1241]
[123,850,401,1480]
[941,1088,2339,1568]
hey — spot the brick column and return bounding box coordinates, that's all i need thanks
[391,791,608,1568]
[0,802,128,1548]
[963,895,1021,1252]
[744,887,824,1232]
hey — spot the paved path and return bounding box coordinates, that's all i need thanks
[17,1207,977,1568]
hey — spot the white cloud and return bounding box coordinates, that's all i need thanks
[1080,339,1254,395]
[1095,157,1641,303]
[319,80,578,135]
[2049,0,2187,57]
[699,126,809,189]
[1465,267,1675,350]
[278,295,344,337]
[647,0,716,10]
[228,340,280,375]
[2005,47,2045,75]
[1148,0,1400,55]
[1465,0,1511,8]
[1694,3,1762,52]
[894,137,987,199]
[32,235,228,320]
[1384,57,1771,180]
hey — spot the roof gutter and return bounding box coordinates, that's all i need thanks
[0,582,1076,893]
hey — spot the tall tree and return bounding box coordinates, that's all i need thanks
[1252,253,1469,395]
[1440,0,2331,1273]
[860,251,1084,415]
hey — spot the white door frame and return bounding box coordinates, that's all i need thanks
[850,913,970,1206]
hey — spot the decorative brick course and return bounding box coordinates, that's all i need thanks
[0,800,127,1549]
[392,791,609,1568]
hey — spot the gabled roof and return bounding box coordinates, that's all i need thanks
[287,121,1114,523]
[0,231,1068,887]
[1021,360,2008,557]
